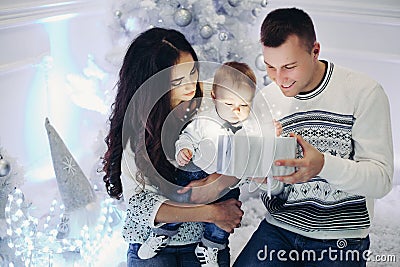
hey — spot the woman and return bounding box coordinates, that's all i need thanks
[102,28,243,267]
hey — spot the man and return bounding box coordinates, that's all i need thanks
[233,7,393,266]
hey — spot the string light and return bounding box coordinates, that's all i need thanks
[4,188,122,266]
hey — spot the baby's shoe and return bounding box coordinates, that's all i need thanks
[137,233,170,259]
[195,243,219,267]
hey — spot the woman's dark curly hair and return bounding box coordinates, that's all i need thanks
[102,28,202,199]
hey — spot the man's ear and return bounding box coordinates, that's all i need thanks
[312,42,321,59]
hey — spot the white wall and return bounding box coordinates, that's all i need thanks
[0,0,114,180]
[0,0,399,183]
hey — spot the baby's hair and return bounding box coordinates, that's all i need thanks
[212,61,257,94]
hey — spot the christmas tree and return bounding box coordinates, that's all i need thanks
[107,0,272,86]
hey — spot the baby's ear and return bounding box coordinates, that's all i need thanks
[211,90,216,99]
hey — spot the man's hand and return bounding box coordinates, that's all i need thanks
[274,119,283,137]
[274,133,324,184]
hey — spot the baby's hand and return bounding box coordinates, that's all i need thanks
[274,119,283,137]
[177,148,193,166]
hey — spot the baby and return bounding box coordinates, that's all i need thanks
[176,61,257,170]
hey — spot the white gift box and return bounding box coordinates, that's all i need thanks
[216,135,296,179]
[216,134,275,178]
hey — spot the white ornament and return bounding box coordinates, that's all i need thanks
[228,0,241,7]
[200,25,213,39]
[45,118,96,212]
[252,7,261,17]
[261,0,268,7]
[0,157,10,177]
[173,8,192,27]
[263,75,272,86]
[114,10,122,19]
[255,54,266,71]
[219,32,228,41]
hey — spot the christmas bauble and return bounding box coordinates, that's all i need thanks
[228,0,241,7]
[263,75,272,86]
[261,0,268,7]
[252,7,261,17]
[255,54,266,71]
[219,32,228,41]
[0,158,11,177]
[200,25,213,39]
[114,10,122,19]
[173,8,192,27]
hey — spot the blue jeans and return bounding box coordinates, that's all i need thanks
[155,165,240,249]
[233,219,370,267]
[127,243,231,267]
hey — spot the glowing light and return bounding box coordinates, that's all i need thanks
[39,14,77,23]
[26,17,77,182]
[125,17,139,32]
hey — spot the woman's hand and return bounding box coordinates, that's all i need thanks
[209,198,243,233]
[177,173,238,204]
[156,198,243,233]
[249,177,267,184]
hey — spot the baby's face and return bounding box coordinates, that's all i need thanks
[213,82,254,124]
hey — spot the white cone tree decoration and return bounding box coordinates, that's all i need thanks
[45,118,99,239]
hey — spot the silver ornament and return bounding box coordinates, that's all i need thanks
[173,8,192,27]
[219,32,228,41]
[228,0,241,7]
[0,158,11,177]
[263,75,272,86]
[114,10,122,19]
[255,54,266,71]
[200,25,213,39]
[252,7,261,17]
[261,0,268,7]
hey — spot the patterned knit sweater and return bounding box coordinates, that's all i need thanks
[120,139,203,245]
[259,61,393,239]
